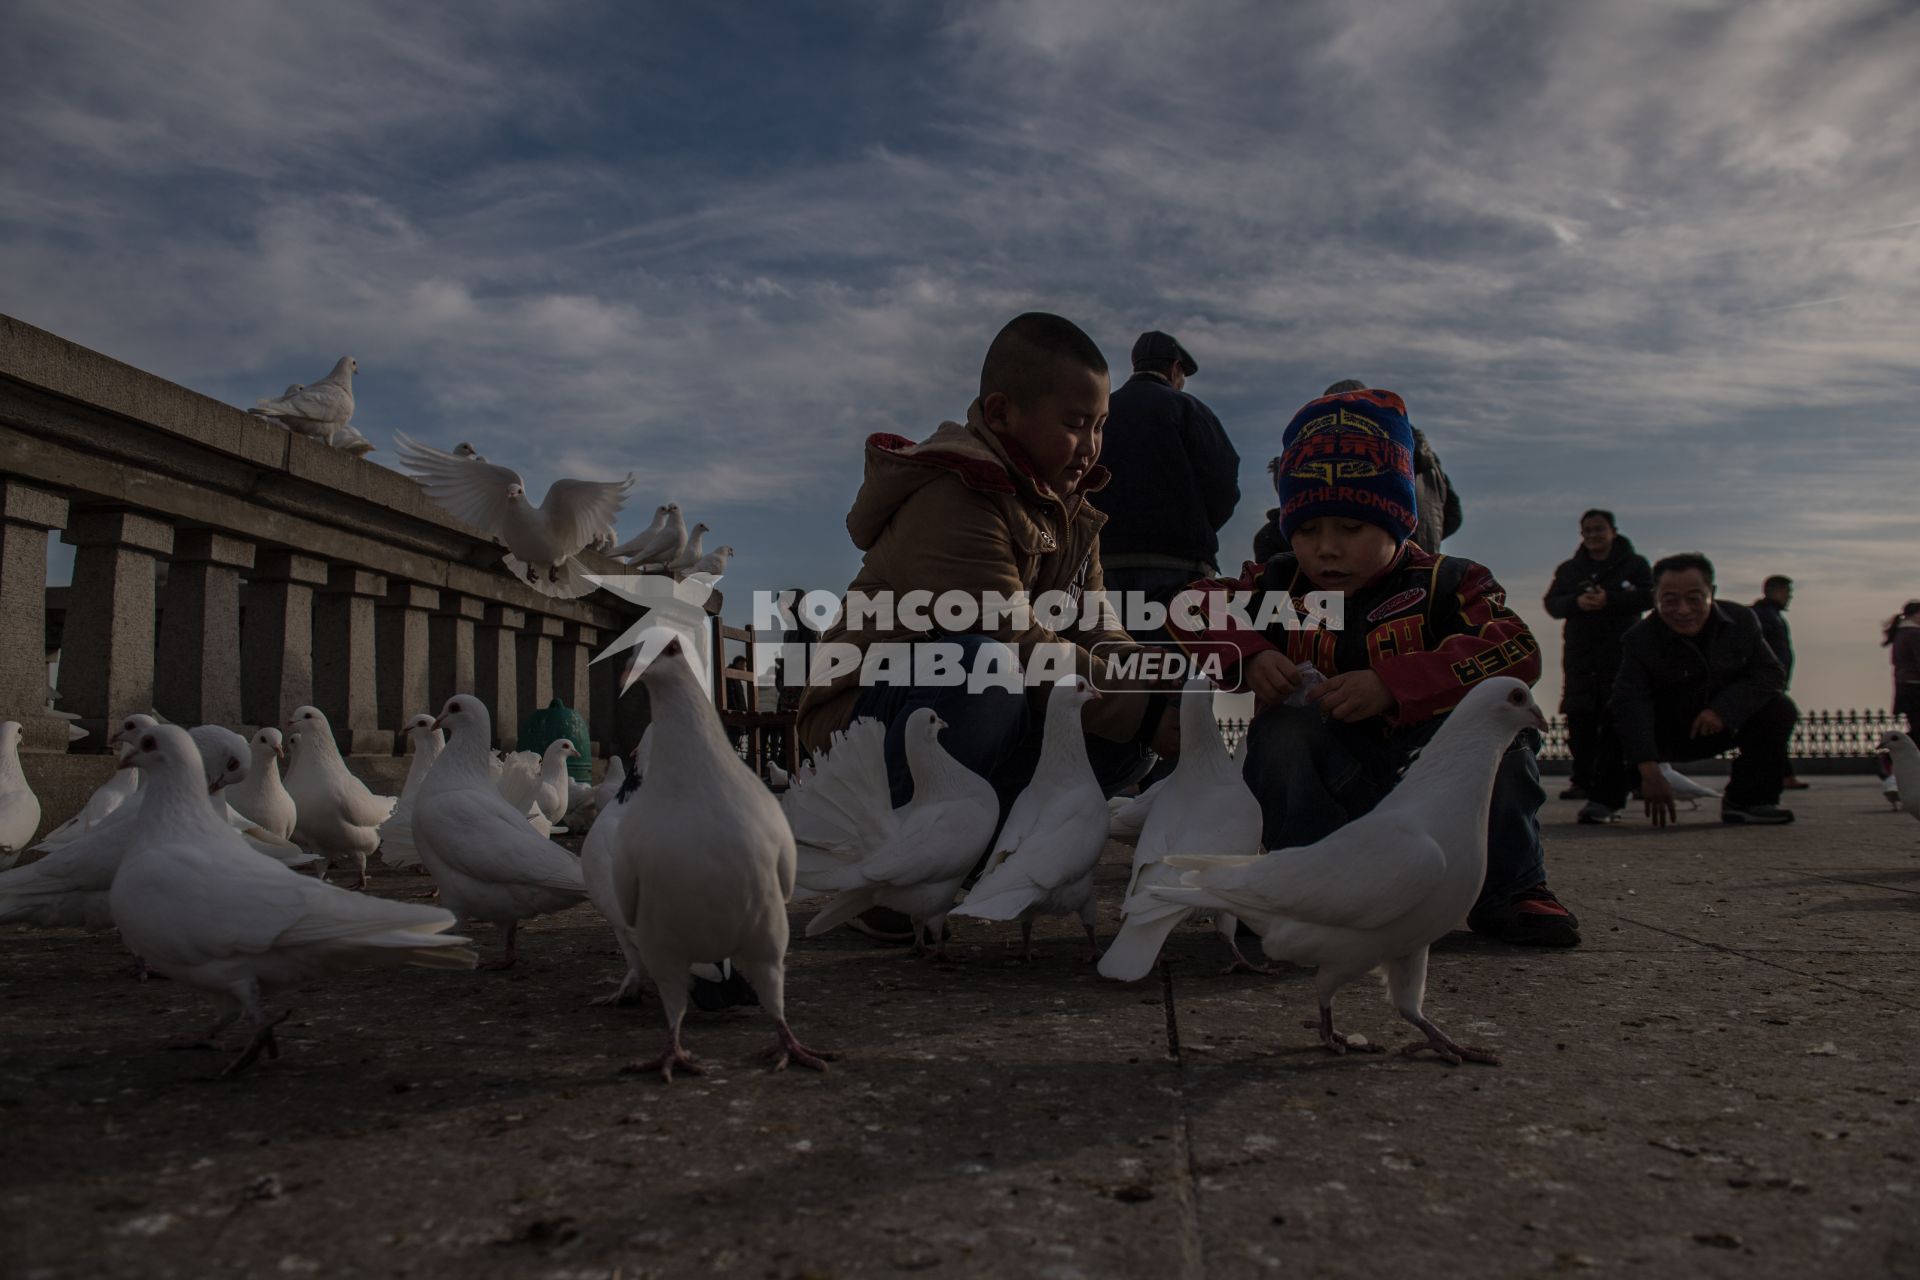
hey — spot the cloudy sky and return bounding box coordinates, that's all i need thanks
[4,0,1916,713]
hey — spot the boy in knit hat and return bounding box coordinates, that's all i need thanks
[1172,387,1578,947]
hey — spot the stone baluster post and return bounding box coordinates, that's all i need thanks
[0,480,71,751]
[240,551,330,734]
[517,614,563,723]
[58,509,173,745]
[474,604,525,749]
[556,621,597,740]
[375,581,440,746]
[427,593,483,712]
[154,530,254,729]
[313,566,389,755]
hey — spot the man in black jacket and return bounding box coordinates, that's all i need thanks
[1096,331,1240,629]
[1581,552,1797,827]
[1543,510,1653,799]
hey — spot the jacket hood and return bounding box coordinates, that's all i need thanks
[845,403,1110,550]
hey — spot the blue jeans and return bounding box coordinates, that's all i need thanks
[849,632,1154,822]
[1240,703,1547,911]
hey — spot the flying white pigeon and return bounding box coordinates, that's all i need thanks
[250,357,357,441]
[609,632,830,1079]
[0,723,309,930]
[951,676,1109,962]
[643,521,707,575]
[1100,678,1270,981]
[378,714,445,869]
[0,722,41,870]
[1657,763,1721,809]
[392,432,633,599]
[225,727,297,840]
[786,710,999,959]
[1880,732,1920,825]
[411,695,589,968]
[453,442,487,463]
[284,706,397,889]
[109,724,474,1075]
[1132,677,1549,1065]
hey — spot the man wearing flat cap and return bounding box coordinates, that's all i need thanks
[1095,330,1242,628]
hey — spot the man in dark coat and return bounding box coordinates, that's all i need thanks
[1751,575,1806,790]
[1095,330,1240,628]
[1543,509,1653,799]
[1581,552,1797,827]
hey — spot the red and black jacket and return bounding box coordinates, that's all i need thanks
[1170,545,1541,728]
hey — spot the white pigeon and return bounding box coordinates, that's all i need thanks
[683,545,733,580]
[392,432,633,599]
[533,738,580,828]
[1657,763,1721,808]
[491,748,553,834]
[326,422,376,456]
[765,759,789,787]
[610,632,830,1079]
[412,695,589,968]
[0,725,305,930]
[620,504,687,567]
[580,749,648,1006]
[1106,775,1168,847]
[593,753,629,812]
[108,724,474,1075]
[250,357,357,440]
[0,721,41,870]
[1133,677,1549,1065]
[645,521,707,575]
[378,714,445,869]
[786,710,999,959]
[1880,733,1920,825]
[950,676,1109,962]
[31,762,139,853]
[1100,678,1270,981]
[284,706,397,888]
[226,727,297,840]
[609,504,668,559]
[453,442,487,463]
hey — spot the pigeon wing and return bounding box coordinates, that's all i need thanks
[541,476,633,557]
[1167,815,1447,932]
[393,431,521,535]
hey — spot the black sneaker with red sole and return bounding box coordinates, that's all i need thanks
[1467,884,1581,947]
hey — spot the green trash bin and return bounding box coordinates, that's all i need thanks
[518,698,592,783]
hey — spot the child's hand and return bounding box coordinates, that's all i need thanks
[1307,670,1396,723]
[1242,650,1299,711]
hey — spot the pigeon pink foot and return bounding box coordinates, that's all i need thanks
[759,1021,834,1073]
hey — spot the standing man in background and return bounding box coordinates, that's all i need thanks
[1752,575,1806,790]
[1095,331,1240,634]
[1544,510,1653,802]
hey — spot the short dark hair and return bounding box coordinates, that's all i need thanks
[1763,574,1792,593]
[1322,378,1368,395]
[1652,552,1715,586]
[980,313,1108,407]
[1579,508,1617,530]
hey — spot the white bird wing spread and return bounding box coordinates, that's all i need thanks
[781,720,896,855]
[393,431,521,534]
[429,789,586,891]
[255,383,350,423]
[542,477,632,554]
[1168,814,1447,931]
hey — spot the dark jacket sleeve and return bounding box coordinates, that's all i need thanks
[1611,555,1654,618]
[1181,399,1241,533]
[1610,626,1660,763]
[1755,606,1792,673]
[1543,558,1583,620]
[1711,611,1787,730]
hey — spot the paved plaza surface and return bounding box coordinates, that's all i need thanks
[3,778,1917,1279]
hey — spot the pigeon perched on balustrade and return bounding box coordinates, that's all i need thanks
[785,709,998,959]
[393,432,633,598]
[951,676,1110,962]
[250,358,357,445]
[109,725,474,1076]
[1132,677,1550,1065]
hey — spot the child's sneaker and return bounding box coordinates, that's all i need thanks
[1467,885,1581,947]
[1721,802,1794,825]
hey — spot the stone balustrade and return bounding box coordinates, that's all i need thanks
[0,314,685,828]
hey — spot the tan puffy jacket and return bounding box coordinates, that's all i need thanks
[796,405,1163,753]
